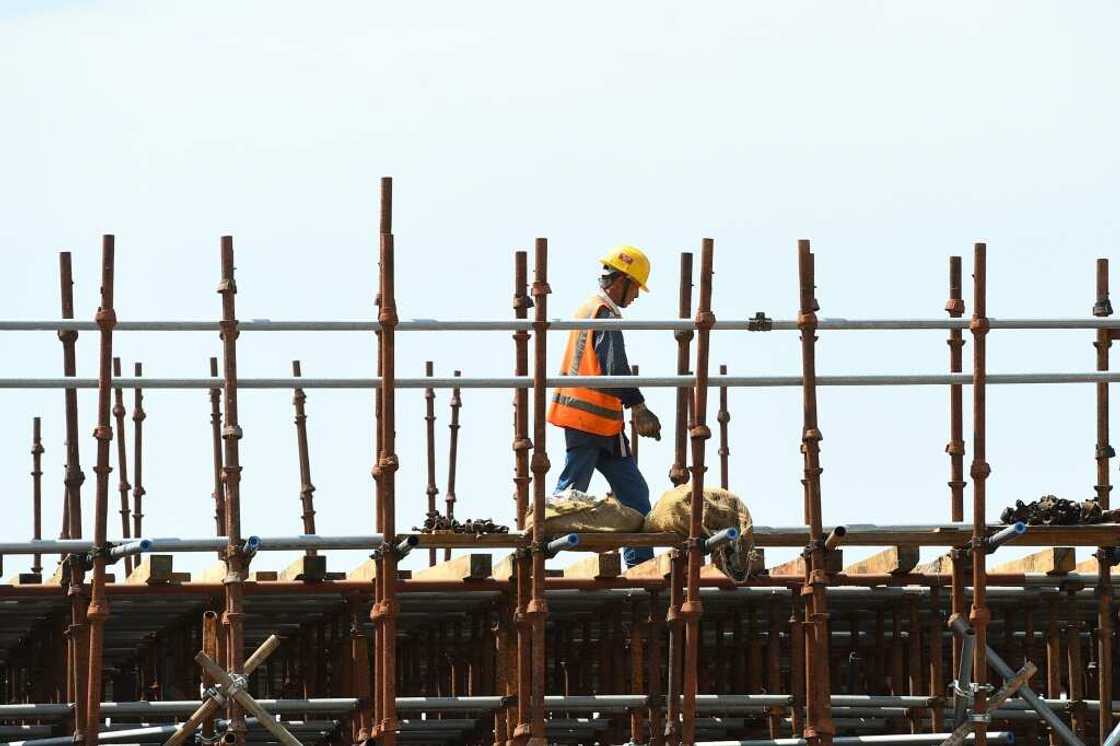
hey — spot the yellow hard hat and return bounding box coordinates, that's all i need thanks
[599,244,650,291]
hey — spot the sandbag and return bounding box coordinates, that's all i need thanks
[525,489,645,535]
[644,483,757,580]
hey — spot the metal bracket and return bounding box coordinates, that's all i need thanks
[748,312,773,331]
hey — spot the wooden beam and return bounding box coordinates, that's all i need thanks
[844,547,919,576]
[278,555,327,582]
[915,552,969,575]
[623,553,732,580]
[126,555,176,585]
[251,570,279,582]
[1076,556,1103,574]
[990,547,1075,576]
[411,553,493,581]
[563,552,622,580]
[768,549,842,576]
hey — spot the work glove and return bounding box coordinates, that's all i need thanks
[632,402,661,441]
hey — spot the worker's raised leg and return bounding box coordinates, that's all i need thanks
[597,453,653,567]
[553,444,599,494]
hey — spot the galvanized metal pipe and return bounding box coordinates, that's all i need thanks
[14,316,1120,332]
[83,235,117,746]
[693,735,1015,746]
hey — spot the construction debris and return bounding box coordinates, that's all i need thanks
[412,509,509,535]
[1000,494,1120,526]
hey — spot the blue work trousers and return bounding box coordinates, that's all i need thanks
[553,442,654,567]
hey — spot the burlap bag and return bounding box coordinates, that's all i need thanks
[643,483,757,580]
[525,490,645,534]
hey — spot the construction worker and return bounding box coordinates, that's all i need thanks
[547,245,662,567]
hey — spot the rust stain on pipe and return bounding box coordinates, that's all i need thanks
[84,234,117,745]
[31,416,44,576]
[111,357,133,576]
[131,362,145,540]
[513,249,531,531]
[445,369,462,563]
[968,242,990,746]
[209,357,225,551]
[292,360,318,555]
[797,239,835,746]
[1094,256,1114,741]
[670,252,694,487]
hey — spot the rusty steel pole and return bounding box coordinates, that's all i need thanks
[1094,257,1114,741]
[797,239,835,746]
[111,357,133,576]
[291,360,318,555]
[445,370,462,562]
[513,249,531,530]
[670,252,694,487]
[208,357,226,548]
[201,610,219,742]
[374,176,401,746]
[968,242,991,746]
[718,363,730,490]
[424,360,439,567]
[681,238,715,745]
[665,550,685,745]
[131,362,145,540]
[218,235,249,745]
[31,417,44,577]
[58,251,88,740]
[84,234,117,745]
[526,237,551,746]
[946,255,967,677]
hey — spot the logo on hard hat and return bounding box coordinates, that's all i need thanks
[618,253,633,264]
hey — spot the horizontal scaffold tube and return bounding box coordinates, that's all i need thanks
[10,371,1120,390]
[0,534,382,555]
[7,316,1120,332]
[694,734,1015,746]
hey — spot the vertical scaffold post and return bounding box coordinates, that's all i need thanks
[424,360,438,567]
[111,357,133,576]
[349,593,372,742]
[718,363,730,490]
[797,239,835,746]
[31,417,44,577]
[375,176,400,746]
[945,255,967,677]
[292,360,317,555]
[218,235,248,745]
[681,237,714,745]
[84,234,116,745]
[201,610,219,742]
[527,236,551,746]
[58,251,88,741]
[209,357,225,548]
[445,370,462,562]
[513,250,531,530]
[131,362,145,539]
[631,365,640,465]
[670,252,694,487]
[1094,257,1114,742]
[370,186,387,735]
[968,242,991,746]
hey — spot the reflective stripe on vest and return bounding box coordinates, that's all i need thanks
[547,296,625,437]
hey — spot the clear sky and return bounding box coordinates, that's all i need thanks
[1,1,1118,577]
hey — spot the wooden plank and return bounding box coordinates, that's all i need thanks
[1075,556,1102,574]
[915,552,973,575]
[278,555,327,582]
[563,552,622,580]
[8,573,43,585]
[990,547,1075,576]
[623,553,673,580]
[345,560,411,582]
[769,549,843,576]
[194,561,239,584]
[126,555,175,585]
[251,571,279,582]
[411,553,493,582]
[843,547,919,576]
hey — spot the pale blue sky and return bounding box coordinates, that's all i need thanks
[1,1,1118,576]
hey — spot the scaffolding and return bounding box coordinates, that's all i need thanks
[2,177,1120,746]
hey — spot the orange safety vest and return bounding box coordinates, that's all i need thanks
[547,295,625,437]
